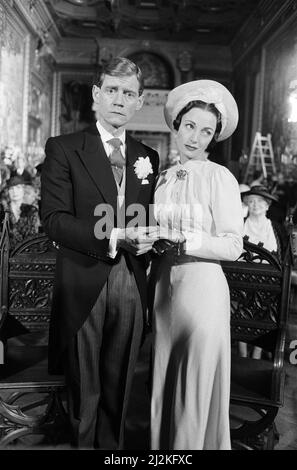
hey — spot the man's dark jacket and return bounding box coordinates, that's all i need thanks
[41,124,159,373]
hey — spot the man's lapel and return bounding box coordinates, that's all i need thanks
[125,134,145,208]
[76,124,118,214]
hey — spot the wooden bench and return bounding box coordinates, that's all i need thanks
[222,237,293,450]
[0,213,68,447]
[0,211,293,449]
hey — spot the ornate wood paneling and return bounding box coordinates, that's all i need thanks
[6,236,56,331]
[0,0,55,162]
[0,1,28,148]
[222,239,284,341]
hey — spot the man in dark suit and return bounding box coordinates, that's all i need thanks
[41,57,159,449]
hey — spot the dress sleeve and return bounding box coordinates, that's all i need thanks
[184,166,244,261]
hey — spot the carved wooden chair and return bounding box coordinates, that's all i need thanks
[0,213,68,447]
[222,237,293,450]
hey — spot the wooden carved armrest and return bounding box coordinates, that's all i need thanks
[271,325,286,404]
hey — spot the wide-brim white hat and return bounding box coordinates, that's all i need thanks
[164,79,239,141]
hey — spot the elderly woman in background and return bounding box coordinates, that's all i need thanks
[239,185,288,359]
[0,175,40,250]
[149,80,243,450]
[243,185,287,259]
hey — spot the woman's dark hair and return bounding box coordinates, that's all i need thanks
[94,57,144,96]
[173,100,222,152]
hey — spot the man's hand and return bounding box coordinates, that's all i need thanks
[117,226,159,256]
[146,226,185,243]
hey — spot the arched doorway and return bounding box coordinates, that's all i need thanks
[128,51,174,90]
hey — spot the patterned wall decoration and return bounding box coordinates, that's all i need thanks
[0,3,7,49]
[28,53,53,153]
[0,6,26,148]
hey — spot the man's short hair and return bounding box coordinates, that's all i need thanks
[94,57,144,95]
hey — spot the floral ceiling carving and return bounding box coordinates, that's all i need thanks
[44,0,262,44]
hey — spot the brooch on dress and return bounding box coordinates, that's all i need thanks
[176,168,188,180]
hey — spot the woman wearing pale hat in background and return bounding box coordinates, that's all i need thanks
[242,185,287,257]
[149,80,243,450]
[238,185,288,359]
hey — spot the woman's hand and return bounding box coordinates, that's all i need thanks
[146,226,185,243]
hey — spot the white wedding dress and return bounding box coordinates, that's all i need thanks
[150,159,243,450]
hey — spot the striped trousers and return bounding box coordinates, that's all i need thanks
[64,254,143,449]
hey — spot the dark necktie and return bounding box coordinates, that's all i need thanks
[108,138,125,186]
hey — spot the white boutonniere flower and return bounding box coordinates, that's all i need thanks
[134,156,153,184]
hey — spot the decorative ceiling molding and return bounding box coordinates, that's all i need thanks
[52,36,232,80]
[44,0,262,45]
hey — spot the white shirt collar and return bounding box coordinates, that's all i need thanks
[96,121,126,147]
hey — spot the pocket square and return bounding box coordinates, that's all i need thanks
[141,179,149,185]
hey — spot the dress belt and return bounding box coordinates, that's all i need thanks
[167,253,220,266]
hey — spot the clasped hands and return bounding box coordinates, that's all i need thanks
[117,226,185,256]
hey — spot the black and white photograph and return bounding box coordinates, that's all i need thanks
[0,0,297,455]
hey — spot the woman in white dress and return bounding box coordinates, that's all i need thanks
[149,80,244,450]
